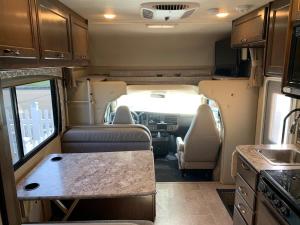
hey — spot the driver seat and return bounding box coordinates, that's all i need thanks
[113,106,135,124]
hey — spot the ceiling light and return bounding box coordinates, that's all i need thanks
[104,14,116,19]
[216,12,229,18]
[147,24,176,29]
[207,8,220,15]
[235,5,253,13]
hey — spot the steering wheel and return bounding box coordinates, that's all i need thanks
[131,111,140,124]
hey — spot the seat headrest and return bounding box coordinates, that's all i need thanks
[113,106,135,124]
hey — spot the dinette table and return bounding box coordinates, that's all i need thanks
[16,150,156,221]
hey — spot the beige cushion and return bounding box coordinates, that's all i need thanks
[177,104,221,169]
[62,125,152,153]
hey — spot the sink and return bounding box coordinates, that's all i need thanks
[256,149,300,166]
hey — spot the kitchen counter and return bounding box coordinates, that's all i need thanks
[236,144,300,172]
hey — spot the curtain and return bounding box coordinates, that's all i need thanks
[248,48,264,88]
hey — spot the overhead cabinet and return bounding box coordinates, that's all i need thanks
[292,0,300,21]
[231,6,269,47]
[0,0,88,68]
[37,0,72,60]
[0,0,39,58]
[265,0,291,76]
[71,16,89,61]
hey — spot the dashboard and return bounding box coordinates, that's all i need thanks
[109,110,193,133]
[139,112,179,132]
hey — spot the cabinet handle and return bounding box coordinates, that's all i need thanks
[14,50,20,56]
[237,203,246,214]
[241,162,250,171]
[57,53,64,58]
[238,186,247,196]
[241,38,247,43]
[3,49,13,54]
[3,49,21,56]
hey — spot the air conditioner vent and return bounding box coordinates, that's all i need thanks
[165,115,177,124]
[181,9,196,19]
[143,9,154,19]
[154,4,189,11]
[141,2,199,21]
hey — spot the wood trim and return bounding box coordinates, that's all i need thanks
[0,80,22,225]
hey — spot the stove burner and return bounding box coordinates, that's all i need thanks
[265,170,300,203]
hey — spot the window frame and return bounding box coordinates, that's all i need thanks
[4,79,60,170]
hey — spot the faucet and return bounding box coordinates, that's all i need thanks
[281,108,300,144]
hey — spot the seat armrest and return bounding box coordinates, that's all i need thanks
[176,137,185,152]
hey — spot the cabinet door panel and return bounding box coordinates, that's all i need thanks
[265,0,290,76]
[71,17,88,60]
[232,6,268,47]
[0,0,38,58]
[292,0,300,21]
[37,0,71,60]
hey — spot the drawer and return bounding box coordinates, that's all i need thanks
[237,156,258,190]
[236,174,256,210]
[233,206,247,225]
[235,191,254,225]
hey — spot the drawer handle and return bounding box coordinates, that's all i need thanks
[241,38,248,43]
[238,186,248,196]
[241,162,250,171]
[237,203,246,214]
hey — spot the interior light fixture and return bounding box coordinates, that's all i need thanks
[216,12,229,18]
[147,24,176,29]
[208,8,229,18]
[104,14,116,19]
[235,5,253,13]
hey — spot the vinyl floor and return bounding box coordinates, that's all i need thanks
[154,182,234,225]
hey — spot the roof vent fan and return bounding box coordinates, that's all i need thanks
[141,2,200,21]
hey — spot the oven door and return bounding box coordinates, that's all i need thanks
[256,192,289,225]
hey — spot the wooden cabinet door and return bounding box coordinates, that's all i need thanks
[232,6,268,47]
[0,0,38,58]
[292,0,300,21]
[265,0,290,76]
[37,0,72,60]
[71,16,88,60]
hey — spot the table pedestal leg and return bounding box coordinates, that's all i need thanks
[53,199,79,221]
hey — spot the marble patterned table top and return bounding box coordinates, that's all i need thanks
[17,151,156,200]
[236,144,300,172]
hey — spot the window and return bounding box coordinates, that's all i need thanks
[2,80,58,168]
[263,81,293,144]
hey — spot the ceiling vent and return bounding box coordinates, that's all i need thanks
[141,2,200,21]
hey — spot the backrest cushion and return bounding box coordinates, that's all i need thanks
[62,125,152,153]
[183,104,220,162]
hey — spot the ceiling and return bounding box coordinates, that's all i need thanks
[60,0,270,35]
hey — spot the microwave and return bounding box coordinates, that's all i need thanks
[283,24,300,97]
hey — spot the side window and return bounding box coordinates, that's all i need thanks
[3,89,19,164]
[2,80,58,168]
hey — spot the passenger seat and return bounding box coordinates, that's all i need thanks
[176,104,221,170]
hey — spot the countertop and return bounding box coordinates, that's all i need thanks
[236,144,300,172]
[16,151,156,200]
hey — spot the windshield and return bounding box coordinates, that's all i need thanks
[115,91,203,115]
